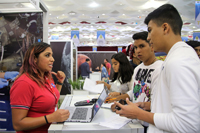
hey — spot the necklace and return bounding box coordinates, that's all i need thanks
[151,58,157,65]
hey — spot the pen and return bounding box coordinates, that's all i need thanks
[105,98,117,102]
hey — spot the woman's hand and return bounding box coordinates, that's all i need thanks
[48,109,70,122]
[109,92,120,97]
[51,71,66,83]
[96,81,104,84]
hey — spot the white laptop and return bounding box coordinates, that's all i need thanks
[63,88,108,122]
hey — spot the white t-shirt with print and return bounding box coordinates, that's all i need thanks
[127,60,163,127]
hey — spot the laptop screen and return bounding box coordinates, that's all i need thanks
[92,89,108,117]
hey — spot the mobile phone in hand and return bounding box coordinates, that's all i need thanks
[115,99,127,110]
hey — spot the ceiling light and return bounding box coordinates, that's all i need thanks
[49,13,51,15]
[68,11,76,15]
[89,2,99,7]
[193,26,196,28]
[102,14,105,15]
[82,14,84,15]
[123,14,125,15]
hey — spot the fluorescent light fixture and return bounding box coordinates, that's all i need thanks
[89,2,99,7]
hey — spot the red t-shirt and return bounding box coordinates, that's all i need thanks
[10,74,60,133]
[106,62,111,75]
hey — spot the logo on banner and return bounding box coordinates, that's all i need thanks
[193,32,200,41]
[97,29,105,45]
[71,30,80,46]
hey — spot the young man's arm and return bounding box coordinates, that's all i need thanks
[115,98,155,125]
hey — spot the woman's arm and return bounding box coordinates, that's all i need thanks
[12,108,70,131]
[96,81,111,90]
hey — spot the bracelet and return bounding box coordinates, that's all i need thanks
[56,81,63,85]
[44,115,49,124]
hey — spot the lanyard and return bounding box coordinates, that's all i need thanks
[45,77,58,105]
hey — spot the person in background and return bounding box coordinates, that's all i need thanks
[0,71,19,88]
[129,45,141,70]
[80,58,92,79]
[104,59,111,77]
[122,47,127,55]
[114,4,200,133]
[100,63,109,82]
[186,40,200,59]
[94,66,100,72]
[106,31,163,133]
[10,42,70,133]
[97,52,134,96]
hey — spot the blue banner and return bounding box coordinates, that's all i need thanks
[93,46,97,51]
[118,47,122,52]
[193,32,200,41]
[51,35,59,40]
[195,1,200,27]
[71,30,79,45]
[97,30,105,45]
[181,37,188,42]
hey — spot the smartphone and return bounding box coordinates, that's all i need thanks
[115,99,127,110]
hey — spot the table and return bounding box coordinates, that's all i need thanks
[48,95,144,133]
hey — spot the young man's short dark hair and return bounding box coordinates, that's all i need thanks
[144,4,183,35]
[105,59,109,62]
[186,40,200,49]
[132,31,149,43]
[86,58,90,62]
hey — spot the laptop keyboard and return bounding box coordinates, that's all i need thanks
[71,108,88,120]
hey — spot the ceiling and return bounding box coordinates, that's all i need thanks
[1,0,197,46]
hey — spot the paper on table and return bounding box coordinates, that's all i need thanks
[101,103,113,109]
[99,114,131,129]
[83,78,104,93]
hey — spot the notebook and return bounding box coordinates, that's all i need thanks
[63,88,108,122]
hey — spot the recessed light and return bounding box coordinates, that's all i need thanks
[102,14,105,15]
[123,14,125,15]
[89,2,99,7]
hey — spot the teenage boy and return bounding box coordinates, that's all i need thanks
[114,4,200,133]
[106,31,163,133]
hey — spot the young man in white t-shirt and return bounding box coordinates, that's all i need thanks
[105,31,163,132]
[114,4,200,133]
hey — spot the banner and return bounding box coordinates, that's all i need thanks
[51,34,59,40]
[118,47,122,52]
[97,29,105,45]
[193,32,200,41]
[181,37,188,42]
[195,0,200,27]
[71,29,80,46]
[93,46,97,51]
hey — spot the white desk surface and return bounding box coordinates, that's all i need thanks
[48,95,144,133]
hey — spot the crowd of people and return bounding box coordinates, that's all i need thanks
[0,3,199,133]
